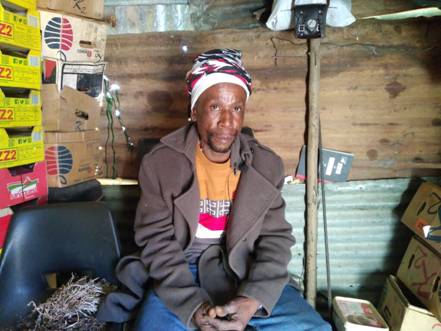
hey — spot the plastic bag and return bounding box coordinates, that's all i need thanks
[266,0,355,31]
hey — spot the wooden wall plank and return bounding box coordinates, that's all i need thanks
[102,19,441,180]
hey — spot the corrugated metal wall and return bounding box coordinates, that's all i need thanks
[102,177,441,305]
[285,177,439,305]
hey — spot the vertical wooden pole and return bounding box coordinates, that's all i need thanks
[306,37,321,307]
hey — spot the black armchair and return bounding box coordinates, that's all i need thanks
[0,202,121,329]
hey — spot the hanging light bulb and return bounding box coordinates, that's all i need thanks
[110,83,120,91]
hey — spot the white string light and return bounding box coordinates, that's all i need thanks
[110,83,120,91]
[104,77,135,178]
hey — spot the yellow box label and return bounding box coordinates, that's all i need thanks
[0,108,13,121]
[12,57,25,66]
[14,98,33,105]
[0,66,13,80]
[0,22,13,38]
[13,136,32,145]
[13,16,26,25]
[0,149,17,162]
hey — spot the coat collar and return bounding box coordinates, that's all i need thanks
[160,123,253,173]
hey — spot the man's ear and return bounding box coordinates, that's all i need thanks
[190,108,197,122]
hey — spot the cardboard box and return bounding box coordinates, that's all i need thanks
[0,126,44,169]
[378,275,441,331]
[40,10,106,62]
[0,49,40,89]
[401,182,441,256]
[0,161,48,209]
[43,59,105,98]
[42,85,100,132]
[21,161,48,204]
[37,0,104,20]
[0,88,41,128]
[397,237,441,321]
[333,296,389,331]
[44,130,103,188]
[0,1,40,51]
[0,207,12,249]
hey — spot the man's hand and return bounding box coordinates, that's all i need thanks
[207,296,261,331]
[193,302,218,331]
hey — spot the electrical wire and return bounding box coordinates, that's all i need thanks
[104,79,112,178]
[104,79,117,178]
[113,89,135,151]
[103,78,135,179]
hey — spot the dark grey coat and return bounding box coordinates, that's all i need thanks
[97,124,296,328]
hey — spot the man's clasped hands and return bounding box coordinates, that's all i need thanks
[193,296,261,331]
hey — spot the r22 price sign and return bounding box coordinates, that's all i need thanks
[0,66,13,80]
[0,149,17,163]
[0,22,13,38]
[0,108,13,121]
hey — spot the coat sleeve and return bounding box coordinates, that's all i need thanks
[134,155,210,327]
[237,157,295,315]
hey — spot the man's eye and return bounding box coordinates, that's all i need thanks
[210,105,220,111]
[234,106,242,113]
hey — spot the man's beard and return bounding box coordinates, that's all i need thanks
[207,132,236,154]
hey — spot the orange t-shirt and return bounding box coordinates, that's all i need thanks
[185,147,240,263]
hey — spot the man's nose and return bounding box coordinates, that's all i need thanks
[219,109,233,127]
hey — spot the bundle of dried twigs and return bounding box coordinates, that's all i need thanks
[22,275,110,331]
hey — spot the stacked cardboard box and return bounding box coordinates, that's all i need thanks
[38,1,105,188]
[0,0,48,254]
[378,181,441,330]
[333,296,389,331]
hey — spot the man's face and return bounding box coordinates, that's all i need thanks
[191,83,246,163]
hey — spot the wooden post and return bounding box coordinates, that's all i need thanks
[305,37,321,307]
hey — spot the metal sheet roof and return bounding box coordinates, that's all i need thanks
[104,0,267,34]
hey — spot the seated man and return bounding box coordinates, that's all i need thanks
[115,49,331,331]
